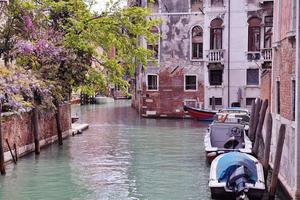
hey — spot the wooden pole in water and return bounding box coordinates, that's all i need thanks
[32,107,40,154]
[251,98,262,142]
[249,100,256,137]
[13,143,18,162]
[263,113,273,182]
[212,96,216,111]
[0,103,6,175]
[5,139,16,164]
[55,101,63,145]
[253,99,268,156]
[269,124,286,200]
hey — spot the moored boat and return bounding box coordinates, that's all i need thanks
[204,123,252,163]
[183,105,217,121]
[209,152,265,200]
[95,96,115,104]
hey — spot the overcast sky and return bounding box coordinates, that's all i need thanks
[92,0,127,13]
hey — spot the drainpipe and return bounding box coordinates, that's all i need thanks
[227,0,231,107]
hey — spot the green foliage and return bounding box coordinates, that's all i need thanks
[0,0,160,110]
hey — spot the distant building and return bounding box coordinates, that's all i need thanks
[261,0,300,198]
[130,0,273,118]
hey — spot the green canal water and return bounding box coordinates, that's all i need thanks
[0,101,284,200]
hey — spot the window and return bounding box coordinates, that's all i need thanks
[264,16,273,48]
[210,18,223,49]
[248,17,261,51]
[246,69,259,85]
[185,75,197,91]
[209,98,222,106]
[276,81,280,114]
[147,26,159,60]
[246,98,256,106]
[209,69,223,86]
[211,0,223,6]
[147,74,158,91]
[292,80,296,121]
[191,26,203,59]
[191,0,203,12]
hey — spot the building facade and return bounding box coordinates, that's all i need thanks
[262,0,300,198]
[131,0,273,118]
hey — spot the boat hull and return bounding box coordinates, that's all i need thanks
[209,153,265,200]
[210,187,264,200]
[183,105,217,121]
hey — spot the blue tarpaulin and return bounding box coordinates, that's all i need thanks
[216,152,258,183]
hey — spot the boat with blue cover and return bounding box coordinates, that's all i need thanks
[209,152,265,200]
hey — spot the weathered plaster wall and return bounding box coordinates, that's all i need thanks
[2,104,72,162]
[140,1,205,118]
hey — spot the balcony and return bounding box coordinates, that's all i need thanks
[261,48,272,62]
[246,49,272,62]
[207,49,225,63]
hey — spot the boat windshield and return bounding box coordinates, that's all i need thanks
[210,124,245,149]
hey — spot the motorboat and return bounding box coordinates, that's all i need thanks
[183,105,217,121]
[209,152,265,200]
[204,123,252,163]
[95,96,114,104]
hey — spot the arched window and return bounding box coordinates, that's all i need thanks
[191,26,203,59]
[210,18,223,49]
[147,26,159,60]
[248,17,261,51]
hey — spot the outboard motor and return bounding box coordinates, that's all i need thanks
[226,166,249,200]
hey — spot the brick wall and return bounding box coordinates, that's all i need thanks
[272,38,296,120]
[141,68,204,118]
[2,103,71,160]
[260,70,271,112]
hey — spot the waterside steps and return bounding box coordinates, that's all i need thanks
[72,123,89,136]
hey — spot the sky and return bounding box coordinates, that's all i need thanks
[92,0,127,13]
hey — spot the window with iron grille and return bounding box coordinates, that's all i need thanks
[147,75,158,90]
[246,98,256,106]
[209,69,223,86]
[209,98,222,106]
[185,75,197,91]
[246,69,259,85]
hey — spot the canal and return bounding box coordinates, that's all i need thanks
[0,101,284,200]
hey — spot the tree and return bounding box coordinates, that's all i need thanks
[0,0,160,108]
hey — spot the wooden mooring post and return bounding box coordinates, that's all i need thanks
[5,139,16,164]
[13,143,18,162]
[0,103,6,175]
[249,99,256,136]
[32,107,40,154]
[262,113,273,182]
[269,124,286,200]
[253,99,268,156]
[212,96,216,111]
[250,98,262,141]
